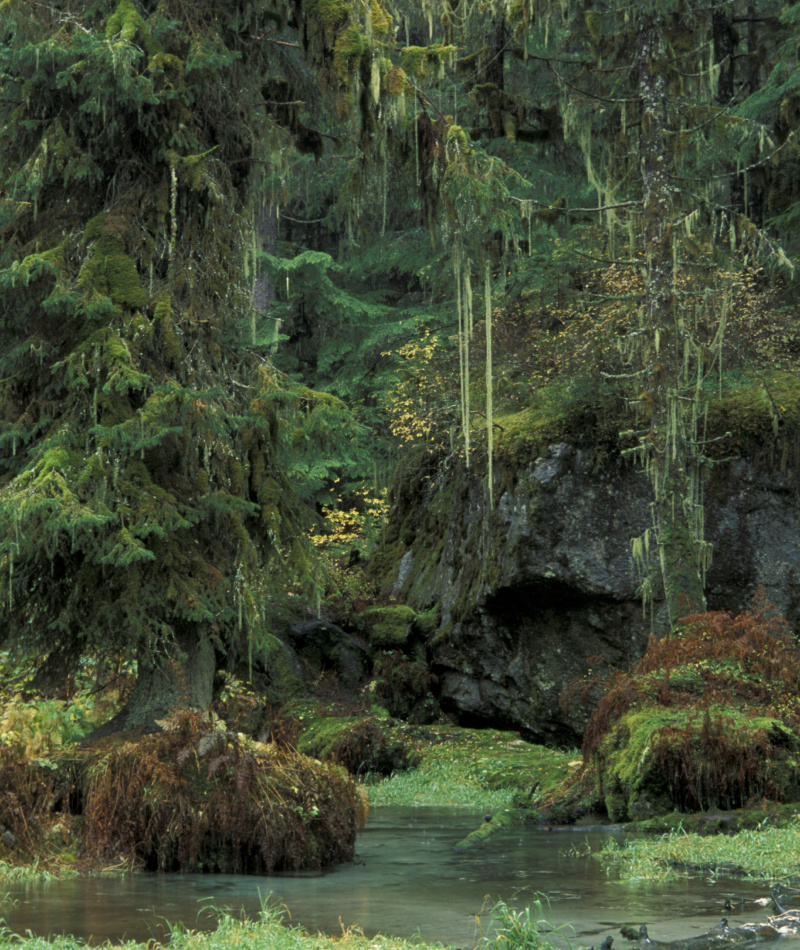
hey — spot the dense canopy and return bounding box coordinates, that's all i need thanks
[1,0,800,726]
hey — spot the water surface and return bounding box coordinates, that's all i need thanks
[2,808,796,947]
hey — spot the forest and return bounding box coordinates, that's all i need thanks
[2,0,800,895]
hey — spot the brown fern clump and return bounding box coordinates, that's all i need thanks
[82,711,367,872]
[328,718,421,775]
[580,592,800,821]
[0,750,63,856]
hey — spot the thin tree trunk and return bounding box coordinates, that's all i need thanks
[638,12,706,626]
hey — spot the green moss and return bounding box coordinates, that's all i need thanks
[105,0,161,55]
[294,705,419,775]
[358,605,416,647]
[304,0,351,32]
[105,0,142,41]
[369,0,391,36]
[495,379,625,463]
[79,213,146,312]
[705,370,800,467]
[596,705,800,822]
[16,242,66,282]
[415,604,439,636]
[333,25,367,80]
[455,808,516,848]
[402,46,428,80]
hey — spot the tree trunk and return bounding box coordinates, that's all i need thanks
[638,12,707,626]
[90,628,216,738]
[253,207,278,312]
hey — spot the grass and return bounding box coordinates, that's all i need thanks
[476,896,577,950]
[365,755,517,809]
[589,819,800,883]
[0,860,79,883]
[363,725,578,809]
[0,903,449,950]
[0,893,572,950]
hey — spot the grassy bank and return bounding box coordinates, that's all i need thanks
[364,724,579,810]
[0,908,450,950]
[0,895,572,950]
[564,817,800,884]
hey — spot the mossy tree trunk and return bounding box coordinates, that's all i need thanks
[638,11,707,625]
[92,630,215,737]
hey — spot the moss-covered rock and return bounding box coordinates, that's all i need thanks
[575,601,800,822]
[295,707,421,775]
[357,605,416,647]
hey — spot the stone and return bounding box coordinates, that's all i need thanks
[380,448,800,743]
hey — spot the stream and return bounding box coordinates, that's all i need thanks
[2,808,798,947]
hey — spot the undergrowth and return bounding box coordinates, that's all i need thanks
[570,592,800,818]
[365,727,576,809]
[594,819,800,883]
[0,711,368,875]
[0,903,454,950]
[366,756,517,809]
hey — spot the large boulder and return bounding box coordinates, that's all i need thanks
[372,443,800,744]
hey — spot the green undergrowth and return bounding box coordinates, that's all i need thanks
[366,725,578,810]
[581,814,800,884]
[289,698,579,810]
[491,368,800,468]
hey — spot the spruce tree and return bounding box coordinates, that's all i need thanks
[0,0,369,730]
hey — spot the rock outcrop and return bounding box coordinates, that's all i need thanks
[373,444,800,744]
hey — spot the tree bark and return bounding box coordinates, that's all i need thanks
[89,628,215,738]
[638,12,707,626]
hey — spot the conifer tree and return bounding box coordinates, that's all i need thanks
[0,0,375,730]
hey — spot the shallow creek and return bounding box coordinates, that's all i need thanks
[3,807,799,947]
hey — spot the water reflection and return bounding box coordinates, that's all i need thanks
[2,808,798,948]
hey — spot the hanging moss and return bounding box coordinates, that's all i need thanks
[369,0,391,36]
[385,65,407,96]
[333,25,367,81]
[502,111,517,143]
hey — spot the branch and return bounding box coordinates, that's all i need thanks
[510,195,641,214]
[548,64,641,105]
[410,83,447,121]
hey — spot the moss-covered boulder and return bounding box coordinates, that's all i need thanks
[579,598,800,822]
[0,711,368,874]
[357,605,417,648]
[366,371,800,744]
[296,707,421,776]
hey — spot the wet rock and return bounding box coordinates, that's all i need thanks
[378,447,800,743]
[287,621,367,689]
